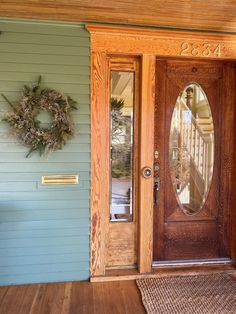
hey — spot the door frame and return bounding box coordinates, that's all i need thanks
[87,24,236,280]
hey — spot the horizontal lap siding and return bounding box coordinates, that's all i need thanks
[0,19,90,285]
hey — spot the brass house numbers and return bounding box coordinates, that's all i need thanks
[180,42,221,57]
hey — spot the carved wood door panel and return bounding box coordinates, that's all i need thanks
[153,58,233,262]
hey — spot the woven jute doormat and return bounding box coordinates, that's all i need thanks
[137,273,236,314]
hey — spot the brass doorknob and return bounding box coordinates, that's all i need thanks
[142,167,153,178]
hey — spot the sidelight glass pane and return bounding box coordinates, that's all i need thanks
[110,71,134,222]
[169,83,214,215]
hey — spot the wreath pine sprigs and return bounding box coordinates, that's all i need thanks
[2,76,77,157]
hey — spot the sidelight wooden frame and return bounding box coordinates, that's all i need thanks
[105,57,140,269]
[88,24,236,280]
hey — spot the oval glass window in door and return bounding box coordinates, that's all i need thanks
[169,83,214,215]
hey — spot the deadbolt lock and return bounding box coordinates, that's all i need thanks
[142,167,153,179]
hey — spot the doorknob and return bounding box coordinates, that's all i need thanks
[141,167,153,178]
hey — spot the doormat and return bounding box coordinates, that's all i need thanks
[136,273,236,314]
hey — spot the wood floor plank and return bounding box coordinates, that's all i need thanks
[39,282,66,314]
[28,284,48,314]
[50,282,68,314]
[69,281,95,314]
[61,282,72,314]
[18,285,41,314]
[92,282,107,314]
[0,286,9,308]
[0,285,28,314]
[102,281,127,314]
[121,281,146,314]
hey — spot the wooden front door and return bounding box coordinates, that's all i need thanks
[153,58,233,262]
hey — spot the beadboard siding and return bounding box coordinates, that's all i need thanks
[0,20,90,285]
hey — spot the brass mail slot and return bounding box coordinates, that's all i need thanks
[42,175,79,185]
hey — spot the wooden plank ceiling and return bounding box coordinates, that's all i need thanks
[0,0,235,33]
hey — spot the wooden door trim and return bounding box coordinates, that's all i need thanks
[88,24,236,279]
[90,51,108,276]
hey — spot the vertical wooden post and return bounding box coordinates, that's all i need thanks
[90,51,109,276]
[138,54,155,273]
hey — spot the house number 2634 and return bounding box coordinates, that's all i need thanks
[180,42,221,57]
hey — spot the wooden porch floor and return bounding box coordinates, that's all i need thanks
[0,280,146,314]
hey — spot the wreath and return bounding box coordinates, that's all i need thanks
[2,76,77,157]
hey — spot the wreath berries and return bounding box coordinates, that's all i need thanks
[2,76,77,157]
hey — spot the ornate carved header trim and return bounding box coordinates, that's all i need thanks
[87,25,236,60]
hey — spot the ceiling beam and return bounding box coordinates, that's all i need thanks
[0,1,235,33]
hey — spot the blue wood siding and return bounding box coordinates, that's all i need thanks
[0,19,90,285]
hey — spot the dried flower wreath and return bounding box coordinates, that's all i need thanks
[2,76,77,157]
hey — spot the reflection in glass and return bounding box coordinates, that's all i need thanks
[110,71,134,222]
[169,83,214,215]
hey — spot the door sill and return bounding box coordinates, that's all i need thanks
[152,258,232,268]
[90,260,235,282]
